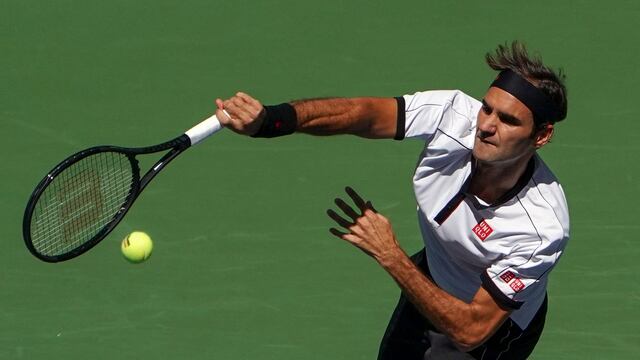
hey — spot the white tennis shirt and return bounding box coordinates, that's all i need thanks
[400,90,570,329]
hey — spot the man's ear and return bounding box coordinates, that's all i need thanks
[534,123,554,148]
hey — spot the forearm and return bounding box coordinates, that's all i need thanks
[290,97,398,138]
[215,92,398,138]
[379,250,504,351]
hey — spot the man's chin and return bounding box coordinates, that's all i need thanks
[472,148,492,162]
[472,150,505,166]
[473,141,500,161]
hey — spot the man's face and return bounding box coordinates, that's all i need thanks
[473,87,551,166]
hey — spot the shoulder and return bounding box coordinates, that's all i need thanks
[522,155,570,241]
[404,89,481,116]
[402,90,481,141]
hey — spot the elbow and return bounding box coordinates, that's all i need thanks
[451,333,485,352]
[448,303,509,352]
[352,100,394,139]
[449,327,493,352]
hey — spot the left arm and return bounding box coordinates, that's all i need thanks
[327,187,510,352]
[379,250,510,351]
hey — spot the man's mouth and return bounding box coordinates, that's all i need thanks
[478,137,496,146]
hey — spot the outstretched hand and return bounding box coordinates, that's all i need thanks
[327,186,402,265]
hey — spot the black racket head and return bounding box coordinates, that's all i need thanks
[23,147,141,262]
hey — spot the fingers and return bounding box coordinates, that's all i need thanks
[236,92,262,110]
[215,92,265,135]
[328,186,381,234]
[345,186,377,214]
[366,201,377,213]
[334,198,359,220]
[327,209,353,229]
[225,92,262,119]
[329,227,376,259]
[329,228,363,250]
[345,186,366,211]
[216,98,236,125]
[328,187,398,262]
[331,186,378,222]
[329,227,347,238]
[327,187,378,236]
[215,99,231,122]
[224,98,255,122]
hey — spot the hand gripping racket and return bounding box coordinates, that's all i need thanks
[23,114,223,262]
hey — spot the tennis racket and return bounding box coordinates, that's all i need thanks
[23,114,224,262]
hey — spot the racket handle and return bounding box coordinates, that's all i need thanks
[185,114,223,146]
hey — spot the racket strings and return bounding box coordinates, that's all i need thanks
[30,152,136,256]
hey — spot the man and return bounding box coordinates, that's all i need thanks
[215,41,569,359]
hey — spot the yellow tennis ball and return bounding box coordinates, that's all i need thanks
[121,231,153,263]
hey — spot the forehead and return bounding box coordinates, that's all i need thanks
[484,87,534,123]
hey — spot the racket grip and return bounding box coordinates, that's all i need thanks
[185,114,223,146]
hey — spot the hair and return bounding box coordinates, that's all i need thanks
[485,41,568,124]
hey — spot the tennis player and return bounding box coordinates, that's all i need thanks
[215,41,569,360]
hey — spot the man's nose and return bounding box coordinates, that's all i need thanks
[478,115,497,136]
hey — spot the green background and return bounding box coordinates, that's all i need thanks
[2,1,639,359]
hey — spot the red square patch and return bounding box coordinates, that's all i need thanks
[510,278,525,293]
[472,219,493,241]
[500,271,515,283]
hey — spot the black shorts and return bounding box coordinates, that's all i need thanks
[378,249,547,360]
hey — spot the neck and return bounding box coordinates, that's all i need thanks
[468,155,533,204]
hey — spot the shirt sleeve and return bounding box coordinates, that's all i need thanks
[481,235,568,310]
[399,90,480,141]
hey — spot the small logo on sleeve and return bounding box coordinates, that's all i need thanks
[472,219,493,241]
[510,279,525,293]
[500,271,526,293]
[500,271,515,283]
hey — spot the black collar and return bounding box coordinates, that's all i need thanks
[434,157,536,225]
[464,156,536,210]
[468,157,536,209]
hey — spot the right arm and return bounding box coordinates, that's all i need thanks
[215,92,400,139]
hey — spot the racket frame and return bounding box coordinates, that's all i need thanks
[23,134,191,262]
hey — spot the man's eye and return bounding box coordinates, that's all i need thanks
[499,115,519,125]
[482,105,491,114]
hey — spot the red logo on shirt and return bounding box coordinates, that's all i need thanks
[500,271,515,283]
[510,278,525,293]
[499,271,526,293]
[472,219,493,241]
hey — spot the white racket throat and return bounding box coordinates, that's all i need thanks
[185,114,223,146]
